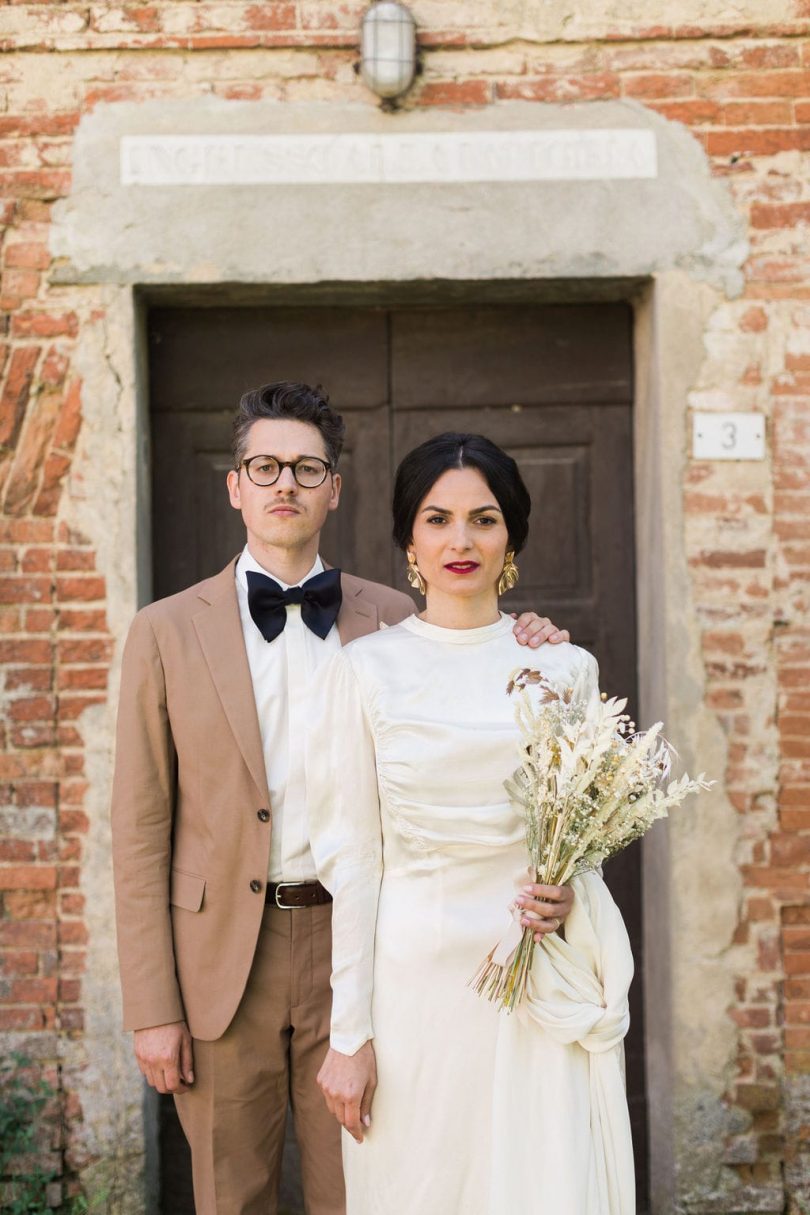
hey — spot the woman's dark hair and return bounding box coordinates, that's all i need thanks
[232,381,346,468]
[392,432,531,554]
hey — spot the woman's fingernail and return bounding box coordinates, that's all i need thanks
[530,636,541,647]
[363,1115,371,1127]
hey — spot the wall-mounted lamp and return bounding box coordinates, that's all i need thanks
[359,1,417,107]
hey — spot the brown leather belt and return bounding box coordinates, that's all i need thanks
[266,880,333,910]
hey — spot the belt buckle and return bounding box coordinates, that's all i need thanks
[274,880,308,910]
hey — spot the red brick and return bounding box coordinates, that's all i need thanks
[0,950,38,976]
[0,1007,50,1030]
[0,575,51,604]
[16,780,57,807]
[10,311,78,339]
[735,1084,782,1111]
[39,346,68,387]
[0,865,57,890]
[3,267,40,298]
[0,639,52,662]
[243,3,296,30]
[495,75,618,103]
[2,977,57,1004]
[51,378,82,452]
[56,666,107,692]
[707,128,810,156]
[55,550,95,572]
[730,1007,773,1028]
[720,100,794,125]
[740,44,800,69]
[58,921,87,946]
[3,241,50,270]
[739,306,768,333]
[57,608,107,631]
[8,694,55,722]
[786,952,810,976]
[57,1007,84,1031]
[57,694,106,721]
[21,546,52,573]
[0,344,40,448]
[57,637,111,663]
[25,607,56,632]
[0,918,56,946]
[55,576,106,602]
[647,99,720,124]
[699,69,810,98]
[0,519,53,543]
[419,80,493,107]
[785,1051,810,1073]
[34,450,71,516]
[771,834,810,865]
[691,550,767,569]
[752,201,810,229]
[58,978,81,1003]
[622,72,694,98]
[0,840,36,862]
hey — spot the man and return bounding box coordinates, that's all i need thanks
[111,382,573,1215]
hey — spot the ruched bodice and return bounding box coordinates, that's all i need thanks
[306,616,634,1214]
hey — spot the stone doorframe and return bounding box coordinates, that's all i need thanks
[54,98,746,1213]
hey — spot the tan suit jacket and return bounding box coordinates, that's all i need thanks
[111,558,414,1041]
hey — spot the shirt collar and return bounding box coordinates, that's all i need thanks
[235,545,324,593]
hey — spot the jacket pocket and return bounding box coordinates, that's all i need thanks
[170,867,206,912]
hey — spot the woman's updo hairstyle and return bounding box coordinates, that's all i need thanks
[392,432,531,554]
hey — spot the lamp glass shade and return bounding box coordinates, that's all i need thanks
[360,1,416,99]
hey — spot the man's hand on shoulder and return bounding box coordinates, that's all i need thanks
[511,612,570,648]
[317,1041,377,1144]
[134,1020,194,1095]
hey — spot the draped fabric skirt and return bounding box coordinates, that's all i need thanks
[342,870,635,1215]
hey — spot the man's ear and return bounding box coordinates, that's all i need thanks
[227,469,241,510]
[328,472,342,512]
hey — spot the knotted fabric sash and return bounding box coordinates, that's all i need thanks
[490,872,635,1215]
[246,568,342,643]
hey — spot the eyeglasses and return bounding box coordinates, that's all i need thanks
[238,454,332,488]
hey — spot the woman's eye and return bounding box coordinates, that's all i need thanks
[426,515,447,525]
[476,516,498,526]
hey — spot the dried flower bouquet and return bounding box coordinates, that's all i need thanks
[471,667,712,1013]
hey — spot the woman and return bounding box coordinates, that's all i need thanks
[307,433,635,1214]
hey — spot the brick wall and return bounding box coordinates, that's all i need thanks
[1,3,808,1210]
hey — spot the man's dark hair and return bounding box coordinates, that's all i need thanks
[232,381,346,469]
[392,432,531,554]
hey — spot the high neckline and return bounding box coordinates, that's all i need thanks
[400,612,513,645]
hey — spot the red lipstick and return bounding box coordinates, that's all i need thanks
[444,561,480,574]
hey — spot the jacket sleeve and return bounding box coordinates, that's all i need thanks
[110,609,185,1032]
[306,649,382,1055]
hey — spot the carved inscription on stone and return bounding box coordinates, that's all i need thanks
[120,130,658,186]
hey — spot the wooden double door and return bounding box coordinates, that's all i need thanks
[148,300,645,1212]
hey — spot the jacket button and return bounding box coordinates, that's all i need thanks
[249,879,262,894]
[257,809,270,823]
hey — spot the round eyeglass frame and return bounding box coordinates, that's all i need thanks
[238,455,333,488]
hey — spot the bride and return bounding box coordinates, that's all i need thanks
[307,433,635,1214]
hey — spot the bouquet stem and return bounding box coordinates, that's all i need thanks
[470,925,536,1013]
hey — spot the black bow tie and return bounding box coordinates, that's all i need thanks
[246,568,343,644]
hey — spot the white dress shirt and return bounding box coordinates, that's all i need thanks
[235,545,341,882]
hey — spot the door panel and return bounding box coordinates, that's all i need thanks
[148,300,646,1213]
[391,305,633,407]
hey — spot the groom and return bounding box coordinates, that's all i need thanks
[111,381,574,1215]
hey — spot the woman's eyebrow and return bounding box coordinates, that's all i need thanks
[419,503,503,514]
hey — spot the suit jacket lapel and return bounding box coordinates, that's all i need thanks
[193,560,270,804]
[337,572,379,646]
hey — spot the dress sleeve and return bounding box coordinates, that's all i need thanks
[572,647,601,705]
[307,648,382,1055]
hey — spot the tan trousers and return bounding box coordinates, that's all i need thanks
[175,902,344,1215]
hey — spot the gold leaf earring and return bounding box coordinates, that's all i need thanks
[498,550,519,596]
[406,549,426,596]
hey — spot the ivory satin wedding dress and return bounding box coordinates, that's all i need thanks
[307,613,635,1215]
